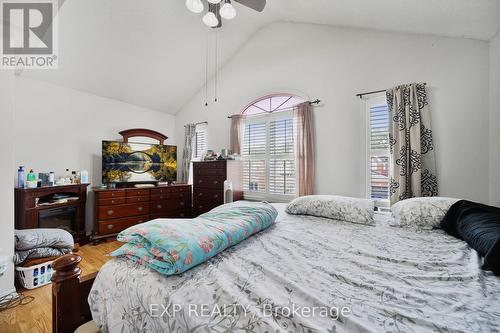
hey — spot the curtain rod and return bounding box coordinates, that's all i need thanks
[227,99,321,119]
[356,83,427,99]
[184,121,207,127]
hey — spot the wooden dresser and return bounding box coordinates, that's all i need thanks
[93,184,191,238]
[193,160,243,216]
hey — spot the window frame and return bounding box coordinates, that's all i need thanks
[364,94,390,209]
[242,110,296,202]
[191,123,207,162]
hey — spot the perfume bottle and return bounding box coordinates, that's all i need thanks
[17,166,25,188]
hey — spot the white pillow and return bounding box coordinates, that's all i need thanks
[285,195,375,225]
[391,197,461,230]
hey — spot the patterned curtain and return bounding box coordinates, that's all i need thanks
[180,124,197,183]
[293,102,316,196]
[386,83,438,205]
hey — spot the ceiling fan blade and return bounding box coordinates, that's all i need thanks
[234,0,266,12]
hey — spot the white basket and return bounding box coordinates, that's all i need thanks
[15,260,55,289]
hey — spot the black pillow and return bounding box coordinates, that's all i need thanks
[440,200,500,275]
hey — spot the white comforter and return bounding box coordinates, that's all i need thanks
[89,203,500,333]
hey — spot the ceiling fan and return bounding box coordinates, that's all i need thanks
[186,0,266,28]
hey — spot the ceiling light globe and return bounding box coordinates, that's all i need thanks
[186,0,204,13]
[220,2,236,19]
[202,11,219,27]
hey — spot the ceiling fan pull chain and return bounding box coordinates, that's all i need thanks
[214,30,218,103]
[205,29,209,107]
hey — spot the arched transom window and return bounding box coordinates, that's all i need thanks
[241,94,305,200]
[243,94,306,116]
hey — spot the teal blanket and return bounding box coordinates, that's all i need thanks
[111,201,278,275]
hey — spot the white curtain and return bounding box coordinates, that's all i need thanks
[180,124,196,183]
[386,83,438,205]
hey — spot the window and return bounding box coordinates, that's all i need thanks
[242,94,304,200]
[192,123,207,161]
[366,96,390,207]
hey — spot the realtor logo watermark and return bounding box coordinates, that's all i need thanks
[1,0,58,69]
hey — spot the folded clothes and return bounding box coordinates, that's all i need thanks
[15,228,74,265]
[112,201,278,275]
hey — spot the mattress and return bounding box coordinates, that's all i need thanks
[89,203,500,333]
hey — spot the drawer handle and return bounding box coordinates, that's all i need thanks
[198,180,203,184]
[138,220,144,223]
[199,205,203,209]
[198,193,203,197]
[111,200,115,204]
[180,201,185,206]
[137,198,141,201]
[213,194,218,199]
[107,224,114,230]
[107,210,114,215]
[157,204,162,209]
[180,213,185,217]
[138,206,144,211]
[213,180,218,185]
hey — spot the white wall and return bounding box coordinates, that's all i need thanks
[490,31,500,206]
[175,22,490,203]
[14,77,177,232]
[0,71,15,297]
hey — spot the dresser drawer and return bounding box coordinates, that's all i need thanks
[193,188,223,203]
[151,191,190,201]
[151,199,190,214]
[150,186,190,195]
[98,197,126,206]
[98,202,150,220]
[193,201,220,215]
[193,175,225,189]
[193,161,226,170]
[151,210,189,219]
[98,190,126,199]
[193,168,226,176]
[126,189,150,197]
[126,196,150,203]
[98,215,149,235]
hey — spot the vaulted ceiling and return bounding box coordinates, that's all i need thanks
[23,0,500,114]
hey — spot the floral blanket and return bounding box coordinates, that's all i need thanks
[111,201,278,275]
[90,203,500,333]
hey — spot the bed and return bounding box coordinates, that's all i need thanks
[80,203,500,333]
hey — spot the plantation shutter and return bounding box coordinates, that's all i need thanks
[242,122,266,192]
[369,105,390,200]
[192,125,207,160]
[269,118,295,195]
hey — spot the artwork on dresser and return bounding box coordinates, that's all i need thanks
[102,141,177,183]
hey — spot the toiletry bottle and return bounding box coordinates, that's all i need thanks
[17,166,25,188]
[80,170,89,184]
[27,169,36,182]
[71,171,77,184]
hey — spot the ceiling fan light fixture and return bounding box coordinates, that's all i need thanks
[186,0,204,13]
[207,0,222,4]
[220,0,236,19]
[202,11,219,27]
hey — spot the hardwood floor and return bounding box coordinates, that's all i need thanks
[0,240,121,333]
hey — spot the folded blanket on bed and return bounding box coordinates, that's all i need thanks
[440,200,500,275]
[15,228,74,265]
[111,201,278,275]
